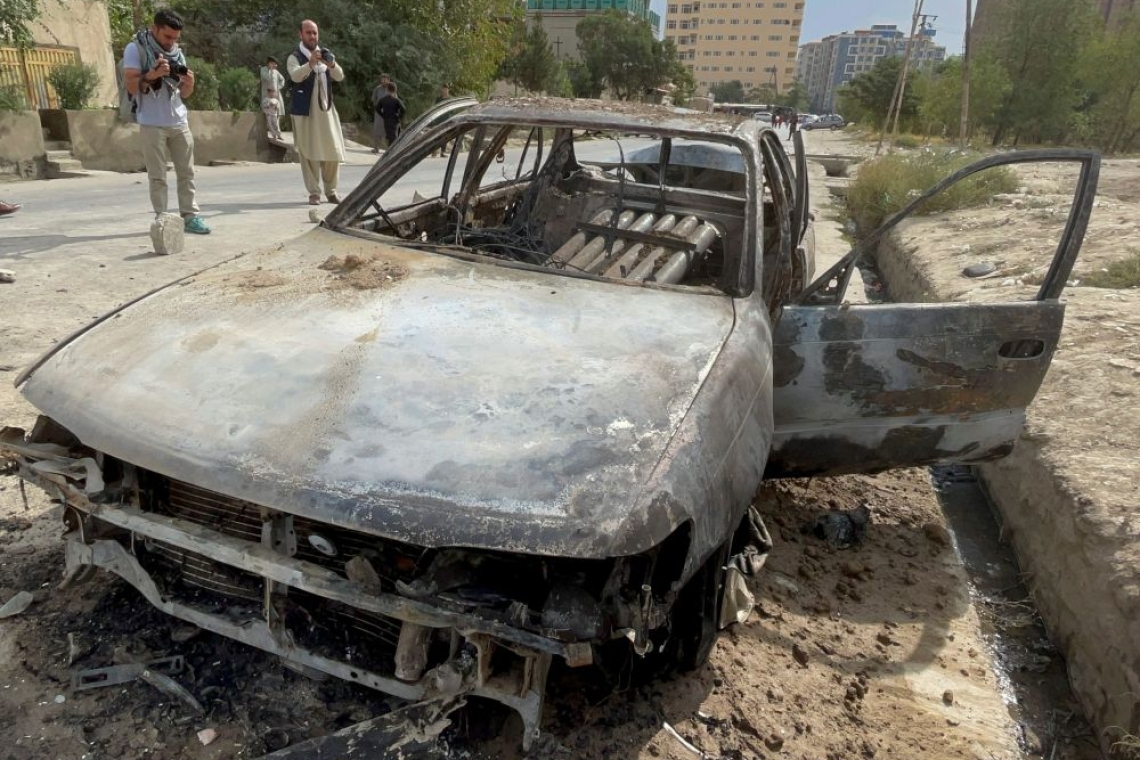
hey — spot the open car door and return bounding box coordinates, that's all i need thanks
[766,150,1100,478]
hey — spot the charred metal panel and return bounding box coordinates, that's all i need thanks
[19,228,734,559]
[767,301,1065,478]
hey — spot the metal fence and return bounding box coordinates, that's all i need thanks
[0,46,80,109]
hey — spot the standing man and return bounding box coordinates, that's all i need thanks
[370,73,392,154]
[375,83,406,154]
[287,19,347,205]
[260,56,285,140]
[122,8,210,235]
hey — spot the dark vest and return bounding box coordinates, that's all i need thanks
[288,45,335,116]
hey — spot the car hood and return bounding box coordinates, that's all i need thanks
[21,228,735,557]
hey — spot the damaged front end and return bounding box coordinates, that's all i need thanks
[0,419,724,748]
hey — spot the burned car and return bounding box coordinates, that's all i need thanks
[1,99,1099,746]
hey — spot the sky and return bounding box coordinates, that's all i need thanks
[650,0,969,54]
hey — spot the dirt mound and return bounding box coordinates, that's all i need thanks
[318,253,409,291]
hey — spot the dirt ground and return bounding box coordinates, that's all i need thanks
[0,136,1116,759]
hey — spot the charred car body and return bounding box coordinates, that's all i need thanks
[1,99,1099,744]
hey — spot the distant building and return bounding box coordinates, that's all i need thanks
[663,0,807,96]
[525,0,662,63]
[0,0,117,109]
[797,24,945,114]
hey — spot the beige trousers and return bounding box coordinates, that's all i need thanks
[141,124,199,218]
[299,156,339,197]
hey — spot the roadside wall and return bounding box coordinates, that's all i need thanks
[875,227,1140,757]
[31,0,118,108]
[42,111,274,172]
[0,111,45,178]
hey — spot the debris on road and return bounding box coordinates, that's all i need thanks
[150,213,184,256]
[801,504,871,549]
[0,269,15,284]
[71,654,202,712]
[258,697,464,759]
[0,589,34,618]
[197,727,218,746]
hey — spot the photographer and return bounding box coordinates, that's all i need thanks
[123,8,210,235]
[287,19,347,205]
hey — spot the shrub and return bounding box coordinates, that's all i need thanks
[47,63,101,110]
[0,85,28,112]
[893,134,922,149]
[218,67,258,112]
[846,150,1018,232]
[1081,251,1140,289]
[182,57,219,111]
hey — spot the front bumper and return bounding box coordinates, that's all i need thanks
[6,448,587,748]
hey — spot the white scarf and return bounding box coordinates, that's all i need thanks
[298,44,331,112]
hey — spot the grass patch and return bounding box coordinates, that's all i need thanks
[846,149,1018,232]
[1081,251,1140,289]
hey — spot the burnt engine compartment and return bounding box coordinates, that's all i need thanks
[349,128,750,292]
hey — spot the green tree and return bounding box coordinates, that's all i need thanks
[710,79,745,104]
[1077,9,1140,152]
[0,0,38,44]
[913,54,1010,139]
[566,59,603,98]
[182,55,218,110]
[837,56,919,131]
[982,0,1101,145]
[576,11,677,101]
[498,17,560,94]
[218,66,257,111]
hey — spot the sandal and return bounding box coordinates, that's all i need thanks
[309,194,320,205]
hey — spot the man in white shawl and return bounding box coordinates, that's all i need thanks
[287,20,346,205]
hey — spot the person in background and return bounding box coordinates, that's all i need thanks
[287,19,347,205]
[260,56,286,140]
[122,8,210,235]
[430,83,452,157]
[374,82,406,154]
[0,201,20,216]
[370,73,393,154]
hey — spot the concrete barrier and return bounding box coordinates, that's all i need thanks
[40,110,277,172]
[0,111,46,178]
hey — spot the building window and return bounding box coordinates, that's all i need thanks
[681,3,692,11]
[724,65,733,71]
[749,50,758,55]
[767,51,780,57]
[769,34,782,40]
[668,4,678,12]
[679,19,689,28]
[667,20,677,28]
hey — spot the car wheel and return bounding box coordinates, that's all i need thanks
[664,541,730,671]
[831,125,839,131]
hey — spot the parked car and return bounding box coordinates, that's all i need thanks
[0,96,1100,748]
[753,110,773,123]
[803,113,846,130]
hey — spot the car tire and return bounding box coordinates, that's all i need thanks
[665,541,730,671]
[831,125,839,131]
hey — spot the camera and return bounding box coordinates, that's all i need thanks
[171,63,189,76]
[320,48,335,64]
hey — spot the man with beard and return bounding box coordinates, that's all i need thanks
[122,8,210,235]
[287,19,347,205]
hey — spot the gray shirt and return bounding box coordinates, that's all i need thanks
[124,41,188,128]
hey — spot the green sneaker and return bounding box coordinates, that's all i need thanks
[184,215,211,235]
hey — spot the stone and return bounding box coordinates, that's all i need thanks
[150,213,184,256]
[197,728,218,746]
[942,690,954,706]
[923,523,952,547]
[0,269,15,283]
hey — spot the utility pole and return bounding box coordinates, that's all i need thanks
[553,37,562,59]
[891,12,936,139]
[959,0,972,147]
[876,0,924,156]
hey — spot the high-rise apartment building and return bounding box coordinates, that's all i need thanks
[663,1,807,96]
[798,25,945,114]
[524,0,661,64]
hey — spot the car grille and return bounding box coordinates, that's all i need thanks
[160,479,422,587]
[142,538,263,604]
